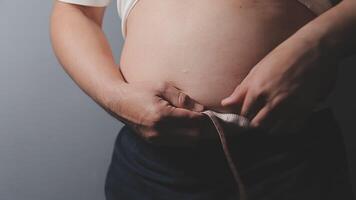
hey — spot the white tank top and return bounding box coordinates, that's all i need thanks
[57,0,336,38]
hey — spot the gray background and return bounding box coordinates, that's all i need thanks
[0,1,355,200]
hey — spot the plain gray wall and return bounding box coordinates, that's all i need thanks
[0,1,355,200]
[0,1,124,200]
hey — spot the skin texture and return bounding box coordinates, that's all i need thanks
[221,0,356,133]
[50,0,356,145]
[119,0,315,138]
[50,1,207,146]
[120,0,316,112]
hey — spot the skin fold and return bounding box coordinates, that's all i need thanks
[120,0,316,112]
[50,0,356,145]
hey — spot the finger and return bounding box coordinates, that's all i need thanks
[240,91,266,120]
[250,102,280,131]
[162,85,204,112]
[221,84,247,108]
[249,106,270,129]
[161,106,205,127]
[252,92,291,129]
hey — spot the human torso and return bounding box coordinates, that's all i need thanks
[119,0,316,113]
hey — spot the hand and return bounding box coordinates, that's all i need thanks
[106,81,207,146]
[221,38,339,134]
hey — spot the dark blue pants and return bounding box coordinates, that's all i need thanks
[105,108,354,200]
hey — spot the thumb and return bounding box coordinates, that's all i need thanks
[162,85,205,112]
[163,106,205,127]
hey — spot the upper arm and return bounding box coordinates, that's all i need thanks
[52,0,112,27]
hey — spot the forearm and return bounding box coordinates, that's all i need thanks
[50,3,128,109]
[289,0,356,60]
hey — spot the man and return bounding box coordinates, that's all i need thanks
[50,0,355,199]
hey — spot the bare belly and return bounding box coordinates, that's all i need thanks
[119,0,316,113]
